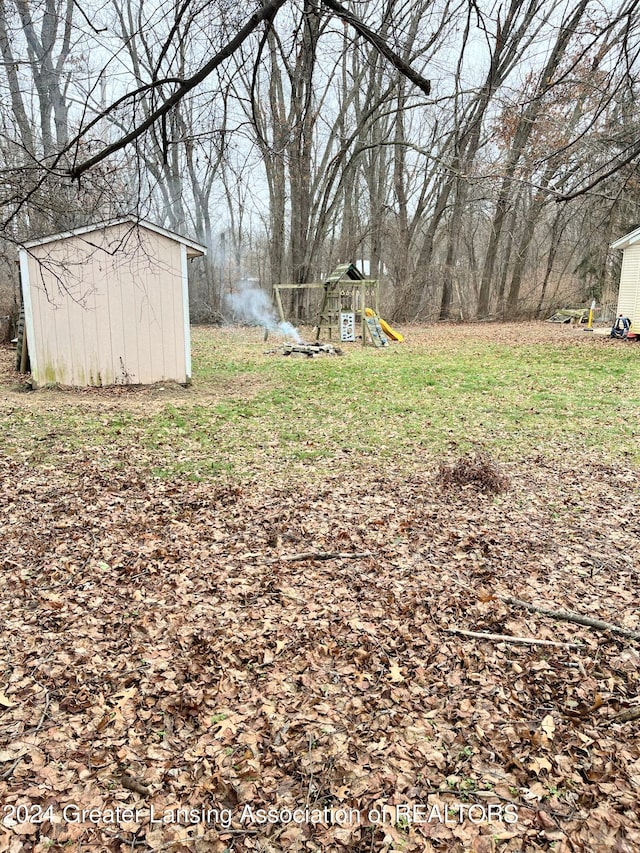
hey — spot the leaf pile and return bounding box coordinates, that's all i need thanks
[1,450,639,853]
[437,450,510,494]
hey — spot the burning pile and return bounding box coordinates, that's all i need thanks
[267,342,343,357]
[225,281,343,357]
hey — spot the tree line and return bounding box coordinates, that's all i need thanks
[1,0,639,325]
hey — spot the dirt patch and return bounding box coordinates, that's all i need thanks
[0,337,270,414]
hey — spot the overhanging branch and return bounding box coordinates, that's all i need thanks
[556,138,640,201]
[69,0,289,178]
[320,0,431,96]
[67,0,431,180]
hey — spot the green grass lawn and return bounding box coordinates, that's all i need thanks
[2,323,639,483]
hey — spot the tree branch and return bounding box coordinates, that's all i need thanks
[63,0,433,181]
[556,138,640,201]
[613,705,640,723]
[319,0,431,96]
[69,0,288,178]
[445,627,583,649]
[501,595,640,641]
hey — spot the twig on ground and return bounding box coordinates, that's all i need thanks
[611,706,640,723]
[33,689,51,733]
[1,688,51,781]
[305,731,315,809]
[279,551,371,562]
[106,834,147,849]
[500,595,640,641]
[240,551,372,563]
[0,756,23,781]
[445,627,583,649]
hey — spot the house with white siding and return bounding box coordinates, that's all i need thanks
[610,227,640,331]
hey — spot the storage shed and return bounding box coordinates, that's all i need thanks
[610,227,640,331]
[19,218,206,388]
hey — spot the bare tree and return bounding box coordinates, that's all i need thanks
[2,0,640,323]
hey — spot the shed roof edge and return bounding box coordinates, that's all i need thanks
[20,217,207,256]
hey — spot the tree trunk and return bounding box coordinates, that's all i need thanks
[477,0,589,317]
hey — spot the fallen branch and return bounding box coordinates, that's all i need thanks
[445,627,583,649]
[279,551,371,562]
[240,551,372,563]
[612,706,640,723]
[500,595,640,641]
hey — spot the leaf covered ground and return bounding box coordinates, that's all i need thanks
[1,323,639,853]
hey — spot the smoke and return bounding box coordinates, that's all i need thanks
[227,283,302,343]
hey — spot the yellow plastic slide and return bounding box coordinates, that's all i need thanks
[365,308,404,342]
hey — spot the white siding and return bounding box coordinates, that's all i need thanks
[24,222,190,387]
[617,244,640,330]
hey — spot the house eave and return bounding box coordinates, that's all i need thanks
[610,227,640,251]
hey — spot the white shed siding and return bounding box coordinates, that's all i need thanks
[616,242,640,329]
[19,249,38,381]
[180,243,192,380]
[22,222,193,387]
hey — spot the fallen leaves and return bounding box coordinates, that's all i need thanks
[540,715,556,740]
[0,694,14,709]
[1,324,640,852]
[0,455,638,853]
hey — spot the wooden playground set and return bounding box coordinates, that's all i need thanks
[273,263,403,347]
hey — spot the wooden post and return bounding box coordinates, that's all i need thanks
[19,325,28,373]
[273,286,286,323]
